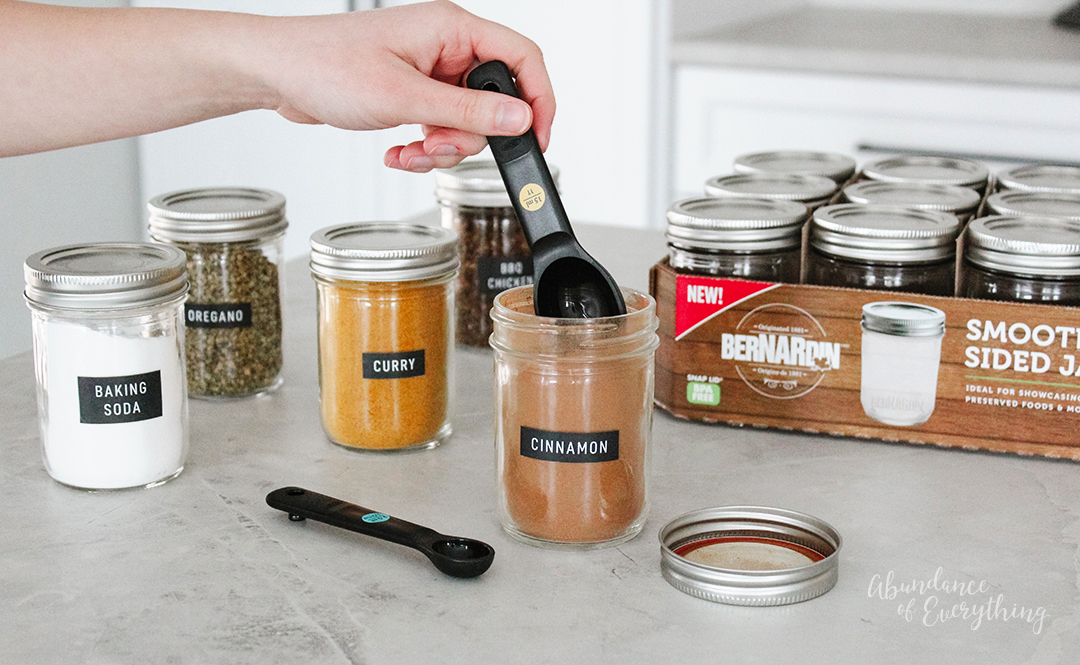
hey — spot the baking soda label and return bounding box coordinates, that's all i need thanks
[520,426,619,463]
[363,350,426,379]
[185,303,253,329]
[77,370,164,424]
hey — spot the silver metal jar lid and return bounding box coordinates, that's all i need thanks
[861,301,946,337]
[842,180,981,215]
[309,222,459,282]
[666,197,809,252]
[986,190,1080,221]
[659,506,842,607]
[861,155,989,190]
[965,215,1080,277]
[996,164,1080,195]
[24,242,189,310]
[435,159,559,208]
[733,150,857,184]
[704,172,838,205]
[810,204,961,263]
[148,187,288,243]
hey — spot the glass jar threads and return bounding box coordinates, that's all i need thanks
[24,243,190,490]
[861,155,989,194]
[733,150,857,184]
[148,187,287,398]
[842,180,981,224]
[436,160,557,348]
[805,204,961,296]
[958,215,1080,304]
[490,285,659,549]
[665,197,809,283]
[310,223,458,451]
[860,301,946,427]
[704,172,838,211]
[996,164,1080,195]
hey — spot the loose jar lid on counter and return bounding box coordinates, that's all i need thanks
[842,180,981,217]
[659,506,841,606]
[733,150,857,184]
[810,204,961,263]
[861,155,989,190]
[704,172,838,207]
[309,223,458,282]
[147,187,288,243]
[996,164,1080,194]
[24,242,189,310]
[985,190,1080,221]
[861,301,946,337]
[435,159,559,208]
[965,215,1080,277]
[665,197,809,252]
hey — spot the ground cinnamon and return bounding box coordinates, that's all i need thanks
[491,286,659,547]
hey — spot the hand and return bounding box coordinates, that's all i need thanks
[263,1,556,172]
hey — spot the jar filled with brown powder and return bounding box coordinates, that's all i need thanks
[310,223,457,451]
[490,285,659,549]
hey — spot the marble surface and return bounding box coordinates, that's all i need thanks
[673,6,1080,89]
[2,223,1079,664]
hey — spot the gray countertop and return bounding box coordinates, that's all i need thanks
[673,6,1080,89]
[2,223,1078,664]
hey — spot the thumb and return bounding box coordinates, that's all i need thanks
[387,71,533,137]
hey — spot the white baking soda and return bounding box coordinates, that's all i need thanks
[38,319,188,489]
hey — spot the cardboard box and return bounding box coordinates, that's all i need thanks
[650,258,1080,460]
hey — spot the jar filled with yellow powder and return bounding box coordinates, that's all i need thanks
[310,223,458,451]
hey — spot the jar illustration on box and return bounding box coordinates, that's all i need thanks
[860,302,946,426]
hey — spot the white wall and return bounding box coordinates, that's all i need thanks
[0,0,141,361]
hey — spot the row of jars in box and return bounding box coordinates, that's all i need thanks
[663,151,1080,304]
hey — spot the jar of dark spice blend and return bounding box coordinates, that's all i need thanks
[805,204,961,296]
[310,223,457,451]
[436,160,558,347]
[491,285,659,549]
[148,187,287,398]
[666,196,808,283]
[958,215,1080,304]
[24,243,190,490]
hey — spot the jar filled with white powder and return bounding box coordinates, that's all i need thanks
[24,243,190,490]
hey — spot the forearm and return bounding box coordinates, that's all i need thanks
[0,0,274,156]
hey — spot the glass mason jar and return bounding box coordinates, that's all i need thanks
[436,160,557,347]
[860,302,946,427]
[958,215,1080,304]
[491,285,659,549]
[148,187,287,398]
[985,190,1080,221]
[805,204,960,296]
[704,171,838,211]
[665,196,808,283]
[310,223,458,451]
[996,163,1080,195]
[733,150,857,184]
[24,243,190,490]
[842,180,981,224]
[860,155,989,194]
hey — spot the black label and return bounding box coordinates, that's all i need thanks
[185,303,253,329]
[520,426,620,463]
[362,350,426,380]
[78,370,163,424]
[477,255,534,296]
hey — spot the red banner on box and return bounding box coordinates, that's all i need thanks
[675,275,779,339]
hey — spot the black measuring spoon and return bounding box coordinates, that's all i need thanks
[466,60,626,318]
[266,487,494,578]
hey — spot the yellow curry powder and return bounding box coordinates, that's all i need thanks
[317,276,452,450]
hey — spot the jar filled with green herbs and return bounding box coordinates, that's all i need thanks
[148,187,287,399]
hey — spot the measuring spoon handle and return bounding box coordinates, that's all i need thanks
[266,487,441,550]
[466,60,573,246]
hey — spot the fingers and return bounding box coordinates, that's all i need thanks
[383,127,488,173]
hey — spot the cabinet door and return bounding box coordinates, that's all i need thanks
[672,65,1080,201]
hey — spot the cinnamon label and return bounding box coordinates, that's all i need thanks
[519,426,619,463]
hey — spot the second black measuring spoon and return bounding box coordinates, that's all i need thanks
[466,60,626,319]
